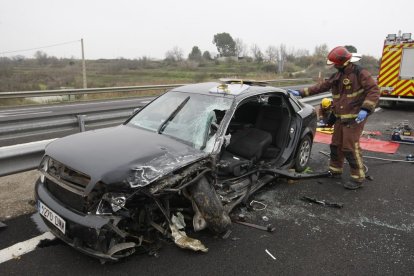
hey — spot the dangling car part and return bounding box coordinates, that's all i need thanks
[35,80,322,262]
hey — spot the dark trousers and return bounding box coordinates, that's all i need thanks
[329,120,366,182]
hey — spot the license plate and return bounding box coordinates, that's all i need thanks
[38,201,66,234]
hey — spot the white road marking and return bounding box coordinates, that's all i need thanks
[265,249,276,260]
[0,232,55,264]
[375,107,382,112]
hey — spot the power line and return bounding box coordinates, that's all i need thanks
[0,40,81,55]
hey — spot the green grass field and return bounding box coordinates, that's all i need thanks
[0,56,378,107]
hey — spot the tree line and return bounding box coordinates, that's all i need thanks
[0,33,380,92]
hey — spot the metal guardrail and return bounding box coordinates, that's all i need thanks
[0,139,54,177]
[0,107,136,146]
[0,84,184,99]
[0,91,326,178]
[0,79,313,99]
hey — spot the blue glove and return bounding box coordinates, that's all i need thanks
[355,110,368,123]
[287,89,300,96]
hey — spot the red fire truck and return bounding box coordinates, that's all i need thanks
[378,31,414,107]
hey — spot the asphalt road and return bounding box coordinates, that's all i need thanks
[0,97,154,122]
[0,97,154,146]
[0,105,413,275]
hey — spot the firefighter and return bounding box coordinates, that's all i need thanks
[288,46,380,189]
[318,98,333,127]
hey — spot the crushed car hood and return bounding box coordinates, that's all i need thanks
[45,125,208,189]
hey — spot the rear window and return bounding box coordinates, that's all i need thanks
[399,48,414,80]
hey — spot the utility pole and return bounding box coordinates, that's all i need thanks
[277,51,284,74]
[81,38,87,88]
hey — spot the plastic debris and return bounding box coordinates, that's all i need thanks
[169,213,208,253]
[301,196,344,209]
[250,200,267,211]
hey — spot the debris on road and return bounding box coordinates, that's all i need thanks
[170,213,208,253]
[301,196,344,209]
[234,220,275,232]
[362,130,381,137]
[249,200,267,211]
[365,175,374,181]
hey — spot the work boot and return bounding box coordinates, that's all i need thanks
[343,180,363,190]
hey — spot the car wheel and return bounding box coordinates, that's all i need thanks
[294,135,312,172]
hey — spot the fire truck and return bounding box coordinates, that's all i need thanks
[378,31,414,107]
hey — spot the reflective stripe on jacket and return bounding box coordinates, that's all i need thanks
[300,64,380,122]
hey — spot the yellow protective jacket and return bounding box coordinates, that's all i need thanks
[300,64,380,123]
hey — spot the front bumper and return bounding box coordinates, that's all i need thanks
[34,178,136,261]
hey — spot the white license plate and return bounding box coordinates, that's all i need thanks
[38,201,66,234]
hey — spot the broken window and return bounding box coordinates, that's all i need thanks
[128,92,233,151]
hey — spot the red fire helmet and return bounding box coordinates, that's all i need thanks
[326,46,352,65]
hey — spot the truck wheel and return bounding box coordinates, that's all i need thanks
[294,135,312,172]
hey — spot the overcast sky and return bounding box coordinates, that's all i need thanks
[0,0,412,60]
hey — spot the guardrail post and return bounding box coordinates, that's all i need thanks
[77,115,86,132]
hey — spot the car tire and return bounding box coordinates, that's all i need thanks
[187,176,231,234]
[294,135,312,172]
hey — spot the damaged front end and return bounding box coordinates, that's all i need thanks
[35,155,230,261]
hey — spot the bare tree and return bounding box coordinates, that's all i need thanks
[235,38,248,58]
[265,46,279,63]
[34,50,48,65]
[250,44,263,62]
[294,48,310,57]
[165,46,184,62]
[314,44,329,57]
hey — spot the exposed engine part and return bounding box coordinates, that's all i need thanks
[149,160,211,194]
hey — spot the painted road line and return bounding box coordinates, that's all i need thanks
[0,232,55,264]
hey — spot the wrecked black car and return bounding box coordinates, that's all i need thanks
[35,80,318,261]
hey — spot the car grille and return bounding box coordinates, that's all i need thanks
[45,158,91,213]
[45,179,86,213]
[48,158,90,189]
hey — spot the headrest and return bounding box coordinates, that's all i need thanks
[268,97,282,106]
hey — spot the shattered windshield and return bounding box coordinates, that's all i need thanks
[127,91,233,152]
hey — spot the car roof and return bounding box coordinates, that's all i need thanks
[170,81,287,100]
